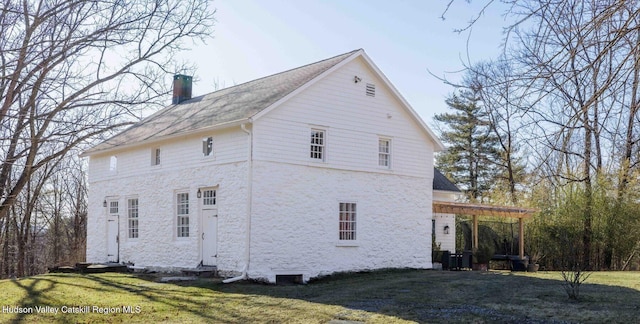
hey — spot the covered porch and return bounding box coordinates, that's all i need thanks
[432,201,537,260]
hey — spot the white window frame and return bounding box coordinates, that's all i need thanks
[176,192,190,238]
[378,138,391,168]
[202,189,216,206]
[310,129,326,161]
[109,156,117,172]
[109,200,119,215]
[339,202,357,241]
[202,137,214,157]
[152,148,161,166]
[127,198,139,239]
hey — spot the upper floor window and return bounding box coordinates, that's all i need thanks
[310,129,325,161]
[339,202,357,240]
[176,193,189,237]
[109,156,117,171]
[378,138,391,168]
[202,137,213,157]
[128,198,139,239]
[152,148,161,165]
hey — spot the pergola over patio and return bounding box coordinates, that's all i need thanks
[432,201,538,259]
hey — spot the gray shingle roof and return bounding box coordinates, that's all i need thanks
[433,168,460,192]
[84,49,361,155]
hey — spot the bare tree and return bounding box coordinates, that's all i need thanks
[0,0,214,277]
[0,0,214,220]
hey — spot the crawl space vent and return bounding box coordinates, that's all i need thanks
[276,274,303,285]
[366,83,375,97]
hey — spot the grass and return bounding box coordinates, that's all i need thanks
[1,269,640,323]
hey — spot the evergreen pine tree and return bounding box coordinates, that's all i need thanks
[435,89,500,202]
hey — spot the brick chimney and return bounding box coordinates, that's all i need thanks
[172,74,192,104]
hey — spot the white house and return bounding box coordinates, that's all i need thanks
[82,49,460,283]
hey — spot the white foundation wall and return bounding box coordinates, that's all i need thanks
[248,161,433,282]
[86,128,249,273]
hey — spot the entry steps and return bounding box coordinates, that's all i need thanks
[181,265,217,277]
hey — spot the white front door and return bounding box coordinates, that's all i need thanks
[201,189,218,266]
[107,200,119,263]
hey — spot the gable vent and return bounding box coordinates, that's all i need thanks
[366,83,375,97]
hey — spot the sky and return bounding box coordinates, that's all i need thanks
[176,0,510,127]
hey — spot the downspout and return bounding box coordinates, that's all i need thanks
[223,121,253,283]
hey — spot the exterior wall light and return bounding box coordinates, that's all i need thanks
[197,189,201,198]
[103,199,107,207]
[444,225,450,235]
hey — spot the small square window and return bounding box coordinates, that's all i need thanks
[203,189,216,206]
[202,137,213,157]
[109,201,119,215]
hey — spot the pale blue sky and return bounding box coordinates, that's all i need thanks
[177,0,509,125]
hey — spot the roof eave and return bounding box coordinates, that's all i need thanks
[79,118,251,158]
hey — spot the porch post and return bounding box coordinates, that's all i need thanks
[519,217,524,259]
[472,215,478,251]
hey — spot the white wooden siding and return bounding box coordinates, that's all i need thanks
[253,57,434,178]
[88,127,247,182]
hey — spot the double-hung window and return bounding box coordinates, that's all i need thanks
[378,138,391,168]
[128,198,139,239]
[177,193,189,237]
[310,129,325,161]
[339,202,357,241]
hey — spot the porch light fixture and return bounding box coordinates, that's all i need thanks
[103,199,107,207]
[443,225,450,235]
[197,189,201,198]
[354,75,361,83]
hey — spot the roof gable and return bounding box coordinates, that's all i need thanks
[82,49,444,156]
[83,50,359,156]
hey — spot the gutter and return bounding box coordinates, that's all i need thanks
[224,121,253,283]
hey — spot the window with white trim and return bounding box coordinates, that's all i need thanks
[378,138,391,168]
[128,198,139,239]
[203,189,216,206]
[152,148,161,165]
[109,201,119,215]
[109,156,117,171]
[202,137,213,157]
[176,193,189,237]
[339,202,357,240]
[310,129,325,161]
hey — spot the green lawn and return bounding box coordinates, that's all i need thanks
[1,269,640,323]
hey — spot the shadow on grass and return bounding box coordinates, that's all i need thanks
[5,273,253,323]
[5,270,640,323]
[203,269,640,323]
[8,277,58,323]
